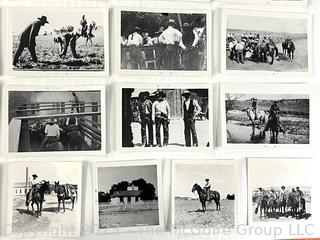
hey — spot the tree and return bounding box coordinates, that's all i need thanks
[109,181,130,194]
[141,183,156,200]
[225,94,244,115]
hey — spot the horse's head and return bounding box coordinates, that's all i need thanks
[192,183,199,193]
[41,180,51,194]
[54,181,60,193]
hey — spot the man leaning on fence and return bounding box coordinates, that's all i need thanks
[127,27,145,70]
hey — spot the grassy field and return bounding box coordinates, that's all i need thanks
[174,198,234,229]
[12,26,105,71]
[99,201,159,228]
[226,30,308,72]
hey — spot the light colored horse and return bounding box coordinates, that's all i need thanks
[246,107,268,140]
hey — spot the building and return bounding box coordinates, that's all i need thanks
[110,185,142,204]
[13,182,29,196]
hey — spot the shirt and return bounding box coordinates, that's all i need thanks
[127,32,143,46]
[31,178,41,186]
[44,124,60,137]
[152,100,170,121]
[204,182,211,189]
[159,26,186,50]
[185,99,201,115]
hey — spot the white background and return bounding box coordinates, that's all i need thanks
[0,0,319,240]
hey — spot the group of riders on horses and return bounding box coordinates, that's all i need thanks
[227,32,295,64]
[255,186,306,217]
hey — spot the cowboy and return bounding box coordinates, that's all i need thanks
[269,189,277,200]
[296,187,304,211]
[268,100,284,132]
[152,91,170,147]
[80,15,88,37]
[13,16,49,67]
[252,98,258,120]
[182,90,201,147]
[71,91,81,113]
[255,187,265,213]
[26,174,44,207]
[138,91,153,147]
[203,179,211,201]
[40,118,61,150]
[159,19,186,70]
[279,186,286,201]
[127,27,145,69]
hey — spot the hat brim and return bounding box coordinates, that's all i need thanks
[38,18,49,24]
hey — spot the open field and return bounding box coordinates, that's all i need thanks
[99,201,159,228]
[226,30,308,72]
[12,26,105,71]
[175,198,234,229]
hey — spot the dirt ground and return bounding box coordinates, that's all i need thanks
[226,38,308,72]
[12,194,79,236]
[131,119,210,148]
[99,201,159,228]
[174,198,234,229]
[12,26,105,71]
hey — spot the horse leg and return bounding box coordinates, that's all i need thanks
[31,202,35,214]
[63,199,66,212]
[270,53,274,65]
[57,198,60,213]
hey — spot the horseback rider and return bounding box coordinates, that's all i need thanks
[265,100,284,133]
[26,174,45,207]
[80,15,88,37]
[203,179,211,201]
[40,118,61,150]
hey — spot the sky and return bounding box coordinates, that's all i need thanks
[98,165,158,194]
[226,94,309,101]
[249,158,312,189]
[11,8,104,35]
[227,14,307,34]
[174,164,235,199]
[10,161,82,185]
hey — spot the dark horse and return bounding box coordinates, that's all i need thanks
[26,181,51,217]
[282,39,295,62]
[265,113,281,143]
[191,183,220,212]
[255,40,278,65]
[286,193,306,218]
[67,126,84,151]
[54,181,77,212]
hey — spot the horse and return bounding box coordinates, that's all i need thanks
[54,181,77,213]
[286,193,300,218]
[44,139,65,151]
[265,114,281,143]
[278,194,287,214]
[256,40,278,65]
[255,195,268,219]
[267,197,278,215]
[247,108,268,140]
[286,39,295,62]
[26,181,51,217]
[85,21,97,45]
[191,183,220,212]
[66,126,84,151]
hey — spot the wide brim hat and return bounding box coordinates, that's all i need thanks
[296,187,300,190]
[205,179,209,182]
[182,90,191,97]
[157,91,166,98]
[273,100,278,103]
[38,16,49,24]
[32,174,38,178]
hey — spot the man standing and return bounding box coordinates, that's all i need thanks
[40,118,61,150]
[203,179,211,201]
[159,19,186,70]
[152,91,170,147]
[80,15,88,37]
[138,91,153,147]
[182,91,201,147]
[13,16,49,67]
[296,187,304,211]
[127,27,145,69]
[71,91,80,113]
[255,187,265,214]
[252,98,258,120]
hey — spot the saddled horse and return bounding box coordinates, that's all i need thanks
[191,183,220,212]
[267,197,278,215]
[282,39,295,62]
[247,108,268,140]
[265,114,281,143]
[54,181,77,212]
[255,195,268,219]
[255,40,278,65]
[286,193,300,218]
[26,181,51,217]
[66,125,84,151]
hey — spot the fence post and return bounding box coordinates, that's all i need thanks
[61,102,65,113]
[92,102,98,128]
[18,120,31,152]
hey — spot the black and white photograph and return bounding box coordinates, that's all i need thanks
[6,161,82,237]
[222,10,312,74]
[9,8,107,73]
[121,85,211,149]
[118,8,210,73]
[219,0,308,5]
[221,84,314,146]
[4,86,105,153]
[172,160,237,230]
[93,160,163,233]
[248,158,313,223]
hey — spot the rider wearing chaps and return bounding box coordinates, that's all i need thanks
[203,179,211,201]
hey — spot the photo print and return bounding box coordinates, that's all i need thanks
[6,161,82,237]
[221,83,315,146]
[222,10,312,74]
[93,160,163,233]
[121,85,212,149]
[4,86,105,153]
[172,160,237,231]
[118,8,211,74]
[9,8,107,73]
[248,158,313,224]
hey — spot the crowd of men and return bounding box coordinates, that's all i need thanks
[121,18,206,70]
[131,90,202,147]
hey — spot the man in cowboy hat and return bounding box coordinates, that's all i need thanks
[40,118,61,150]
[182,90,201,147]
[255,187,266,214]
[295,186,304,211]
[80,14,88,37]
[159,19,186,70]
[203,179,211,201]
[152,91,170,147]
[279,186,286,201]
[138,91,153,147]
[26,174,44,207]
[127,26,145,69]
[13,15,49,67]
[265,100,284,133]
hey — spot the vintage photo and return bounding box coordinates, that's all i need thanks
[221,84,315,146]
[121,86,211,149]
[5,86,104,153]
[222,10,311,74]
[172,160,237,230]
[248,158,313,223]
[118,8,210,73]
[93,160,163,233]
[9,8,107,72]
[6,161,82,237]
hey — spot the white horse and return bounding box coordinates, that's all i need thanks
[246,108,268,139]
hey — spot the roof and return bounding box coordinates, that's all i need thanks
[110,190,142,198]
